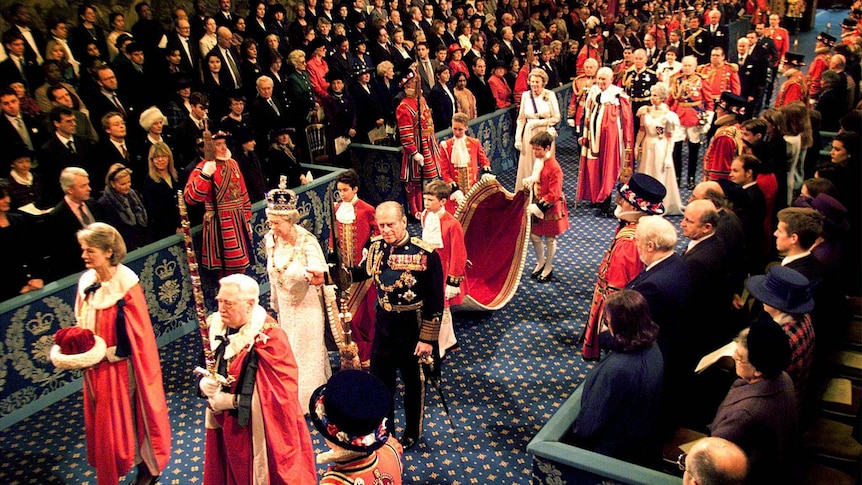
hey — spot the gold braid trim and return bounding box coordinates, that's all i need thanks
[419,316,441,342]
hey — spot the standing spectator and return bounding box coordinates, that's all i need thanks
[427,64,457,131]
[0,179,45,300]
[239,39,264,100]
[231,129,267,202]
[285,49,318,150]
[352,64,386,144]
[487,60,512,109]
[69,4,109,63]
[4,145,46,210]
[47,167,103,279]
[466,57,495,115]
[321,70,357,165]
[140,142,181,240]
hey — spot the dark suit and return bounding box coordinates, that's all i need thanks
[570,20,587,47]
[741,184,768,274]
[0,112,44,152]
[350,82,385,143]
[214,11,235,28]
[604,35,627,65]
[0,56,42,92]
[370,41,396,65]
[93,139,142,193]
[4,25,47,64]
[174,115,206,167]
[734,51,768,113]
[166,32,200,75]
[467,75,495,116]
[84,90,138,137]
[683,235,735,357]
[705,24,730,55]
[715,209,748,293]
[428,82,457,132]
[37,134,97,206]
[416,58,439,95]
[249,95,287,148]
[47,198,103,280]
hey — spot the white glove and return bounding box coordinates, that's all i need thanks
[412,152,424,163]
[450,190,465,204]
[445,284,461,299]
[514,140,522,151]
[207,392,236,413]
[201,161,217,176]
[528,203,544,219]
[522,175,537,188]
[547,126,557,138]
[566,119,575,127]
[199,376,222,398]
[480,172,495,182]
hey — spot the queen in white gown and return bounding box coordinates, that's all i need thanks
[514,68,561,191]
[264,183,331,407]
[634,82,683,215]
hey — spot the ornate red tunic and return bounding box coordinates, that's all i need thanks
[396,95,442,182]
[184,158,253,272]
[439,134,491,213]
[703,120,742,180]
[76,266,172,485]
[806,51,831,100]
[422,209,468,307]
[532,156,569,237]
[698,62,741,104]
[776,72,808,108]
[667,72,712,127]
[319,436,404,484]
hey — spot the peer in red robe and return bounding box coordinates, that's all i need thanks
[202,289,316,485]
[577,67,634,204]
[75,264,172,485]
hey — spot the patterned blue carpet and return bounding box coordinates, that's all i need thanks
[0,11,839,483]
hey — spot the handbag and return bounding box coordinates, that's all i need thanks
[334,136,351,155]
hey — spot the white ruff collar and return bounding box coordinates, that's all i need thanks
[208,305,270,361]
[336,199,357,224]
[77,265,139,309]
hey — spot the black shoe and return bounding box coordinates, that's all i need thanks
[536,271,555,282]
[530,265,544,279]
[400,434,419,450]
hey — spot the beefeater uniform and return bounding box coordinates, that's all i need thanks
[397,95,442,217]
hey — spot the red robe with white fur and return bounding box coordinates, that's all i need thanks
[76,265,171,485]
[422,209,468,307]
[577,84,634,203]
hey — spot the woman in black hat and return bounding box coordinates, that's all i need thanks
[322,69,357,166]
[708,319,797,485]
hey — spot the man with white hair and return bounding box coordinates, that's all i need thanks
[681,437,748,485]
[705,10,729,54]
[48,167,103,279]
[199,273,316,483]
[249,75,286,148]
[576,66,633,206]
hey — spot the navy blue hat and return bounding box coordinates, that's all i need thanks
[618,173,666,215]
[232,128,256,144]
[308,37,327,53]
[784,52,805,67]
[817,32,836,46]
[745,265,814,314]
[716,92,747,116]
[745,318,791,379]
[8,143,34,164]
[310,370,393,452]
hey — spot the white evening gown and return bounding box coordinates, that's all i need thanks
[266,225,332,407]
[636,104,684,215]
[514,88,561,190]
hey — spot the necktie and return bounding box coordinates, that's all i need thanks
[15,118,33,150]
[111,94,125,115]
[80,203,93,225]
[120,144,128,160]
[224,50,241,88]
[18,57,25,76]
[268,98,281,116]
[67,139,76,154]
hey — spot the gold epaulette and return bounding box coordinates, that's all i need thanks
[411,236,435,252]
[370,235,383,242]
[728,62,738,72]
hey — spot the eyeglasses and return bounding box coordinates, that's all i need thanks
[677,453,687,472]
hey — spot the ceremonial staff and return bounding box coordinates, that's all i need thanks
[180,128,233,385]
[327,193,361,370]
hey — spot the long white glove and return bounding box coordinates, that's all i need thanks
[527,203,544,219]
[207,392,236,413]
[450,190,465,204]
[445,285,461,300]
[412,152,425,163]
[199,376,222,398]
[514,140,522,151]
[546,126,557,138]
[566,119,575,127]
[201,161,217,176]
[522,175,538,188]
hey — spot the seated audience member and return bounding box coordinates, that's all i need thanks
[97,163,150,251]
[264,127,306,188]
[232,129,268,202]
[680,437,748,485]
[708,319,797,485]
[140,142,181,241]
[34,60,86,113]
[5,144,46,210]
[0,180,45,301]
[37,106,97,206]
[0,87,44,153]
[569,290,664,467]
[217,94,251,135]
[745,266,815,403]
[47,167,103,279]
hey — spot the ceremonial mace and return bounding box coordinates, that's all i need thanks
[326,192,362,370]
[178,127,234,385]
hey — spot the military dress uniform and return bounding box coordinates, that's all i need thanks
[668,70,712,185]
[622,66,659,134]
[698,62,741,106]
[351,234,444,442]
[683,27,709,65]
[776,71,808,108]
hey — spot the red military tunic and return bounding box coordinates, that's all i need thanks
[533,155,569,236]
[703,119,742,180]
[331,198,379,366]
[184,158,253,272]
[767,27,790,62]
[75,266,172,485]
[576,44,603,76]
[776,72,808,108]
[807,51,831,100]
[438,134,491,213]
[698,62,741,105]
[667,71,713,127]
[568,75,596,136]
[319,437,404,485]
[581,222,643,360]
[397,94,442,215]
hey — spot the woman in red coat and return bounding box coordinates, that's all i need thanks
[523,131,568,282]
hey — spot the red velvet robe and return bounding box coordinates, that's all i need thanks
[204,309,316,485]
[533,156,569,236]
[577,85,634,203]
[184,158,253,272]
[330,198,379,365]
[581,222,643,360]
[76,266,171,485]
[438,135,491,214]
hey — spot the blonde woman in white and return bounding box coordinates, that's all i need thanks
[634,82,683,215]
[514,68,561,191]
[264,178,331,407]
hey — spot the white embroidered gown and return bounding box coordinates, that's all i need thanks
[636,103,684,215]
